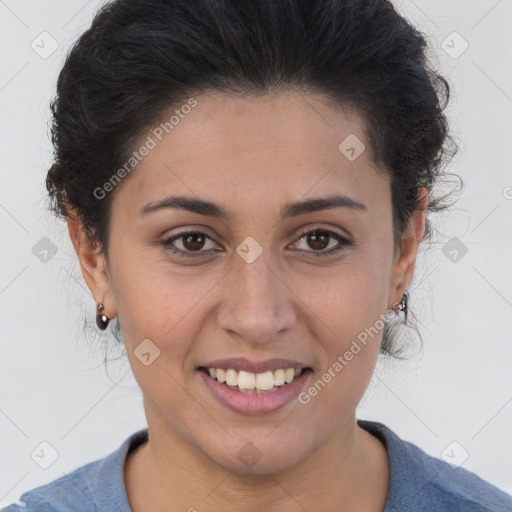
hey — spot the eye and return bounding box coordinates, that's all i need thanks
[161,227,353,259]
[161,230,220,258]
[290,228,354,257]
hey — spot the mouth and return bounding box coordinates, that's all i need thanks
[197,362,313,415]
[198,366,311,394]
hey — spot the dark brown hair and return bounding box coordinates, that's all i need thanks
[46,0,460,358]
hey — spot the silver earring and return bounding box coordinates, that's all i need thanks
[96,303,110,330]
[395,291,409,322]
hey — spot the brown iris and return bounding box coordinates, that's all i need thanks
[182,232,207,251]
[305,230,330,251]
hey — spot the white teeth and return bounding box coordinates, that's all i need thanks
[225,368,238,386]
[238,370,255,390]
[273,369,285,386]
[255,371,274,391]
[206,366,306,391]
[284,368,295,383]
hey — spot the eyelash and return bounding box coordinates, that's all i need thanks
[160,228,354,259]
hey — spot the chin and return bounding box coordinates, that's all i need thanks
[204,435,311,476]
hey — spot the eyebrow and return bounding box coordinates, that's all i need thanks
[138,193,367,221]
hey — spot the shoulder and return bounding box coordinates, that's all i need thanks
[1,457,103,512]
[2,429,148,512]
[358,419,512,512]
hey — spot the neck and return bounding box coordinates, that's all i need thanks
[124,415,389,512]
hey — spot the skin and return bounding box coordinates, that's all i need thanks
[68,91,427,512]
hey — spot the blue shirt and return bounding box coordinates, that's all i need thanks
[3,420,512,511]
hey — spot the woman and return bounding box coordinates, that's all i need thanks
[4,0,512,510]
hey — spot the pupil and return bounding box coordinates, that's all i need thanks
[308,231,328,250]
[181,231,330,252]
[184,233,205,251]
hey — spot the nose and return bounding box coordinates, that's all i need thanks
[216,250,296,345]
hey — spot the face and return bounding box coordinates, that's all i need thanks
[70,91,426,475]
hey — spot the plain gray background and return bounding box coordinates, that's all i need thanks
[1,0,511,506]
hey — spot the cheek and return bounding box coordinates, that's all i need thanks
[301,308,382,419]
[114,265,206,418]
[290,253,388,400]
[110,252,220,374]
[291,249,389,335]
[109,236,185,329]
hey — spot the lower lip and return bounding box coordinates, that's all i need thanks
[198,369,312,415]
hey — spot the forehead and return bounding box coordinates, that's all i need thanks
[153,91,371,166]
[113,91,390,221]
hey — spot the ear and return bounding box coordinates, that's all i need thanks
[66,207,117,320]
[388,188,428,309]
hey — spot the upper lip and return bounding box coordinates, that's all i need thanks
[199,357,311,374]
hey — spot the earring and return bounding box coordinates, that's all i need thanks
[96,303,110,330]
[395,290,409,323]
